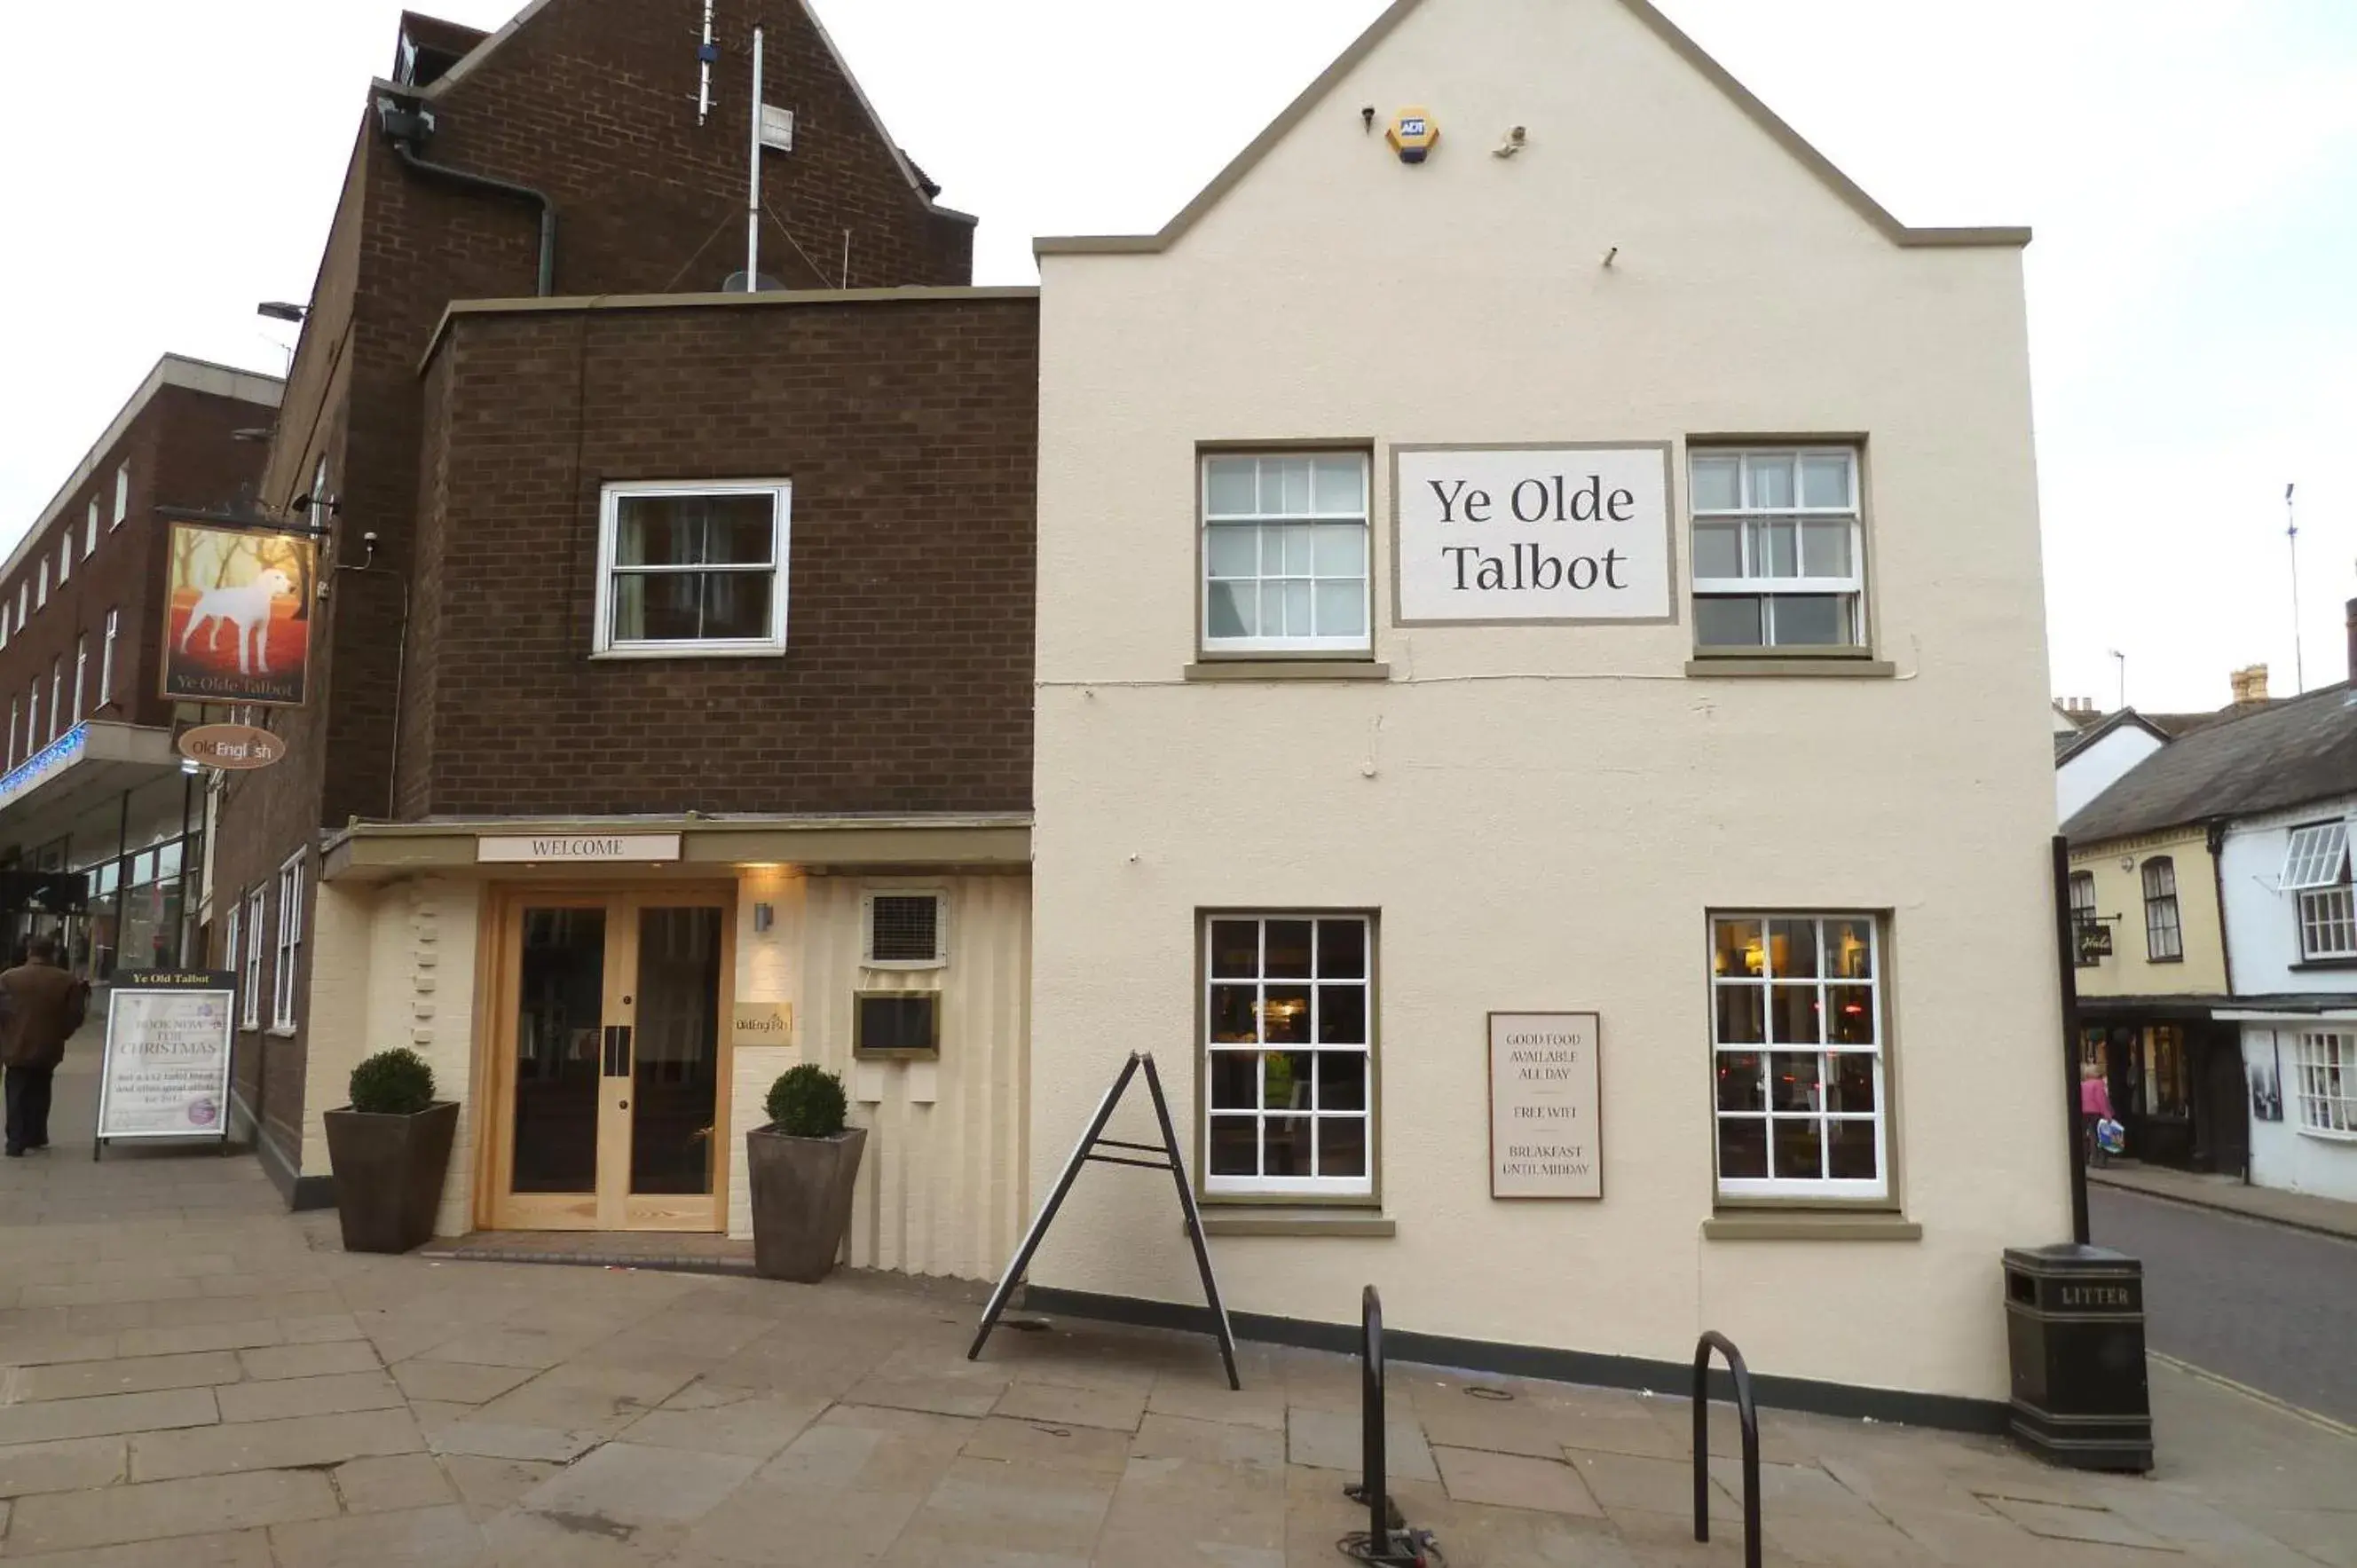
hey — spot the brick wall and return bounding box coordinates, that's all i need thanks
[402,293,1037,817]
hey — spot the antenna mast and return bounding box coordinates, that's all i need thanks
[746,25,763,288]
[696,0,715,124]
[2286,483,2304,692]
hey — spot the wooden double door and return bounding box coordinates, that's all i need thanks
[485,887,737,1231]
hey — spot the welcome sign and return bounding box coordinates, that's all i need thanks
[1394,445,1675,624]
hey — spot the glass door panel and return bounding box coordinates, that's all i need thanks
[630,906,723,1197]
[511,906,606,1194]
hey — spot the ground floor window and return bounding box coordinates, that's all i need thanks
[272,855,304,1030]
[1202,912,1373,1198]
[1709,913,1888,1202]
[2292,1031,2354,1137]
[2140,1024,2190,1118]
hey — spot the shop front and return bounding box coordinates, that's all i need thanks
[2077,1002,2248,1175]
[299,816,1029,1273]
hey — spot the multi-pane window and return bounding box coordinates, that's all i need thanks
[99,609,118,706]
[594,481,789,655]
[2069,871,2099,967]
[2141,857,2182,961]
[1201,453,1370,655]
[1710,914,1887,1201]
[2282,821,2354,961]
[1203,913,1374,1197]
[2293,1031,2355,1137]
[241,888,266,1030]
[272,854,305,1029]
[1690,447,1864,650]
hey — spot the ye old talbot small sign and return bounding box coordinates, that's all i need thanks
[1488,1012,1603,1199]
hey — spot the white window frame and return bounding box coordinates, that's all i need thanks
[860,888,948,970]
[4,698,15,769]
[1689,446,1865,650]
[223,900,241,1022]
[2282,821,2354,963]
[2301,888,2357,963]
[2292,1030,2356,1139]
[241,887,266,1031]
[73,636,86,721]
[1200,452,1373,657]
[36,559,47,610]
[84,500,99,558]
[113,463,130,527]
[26,678,39,751]
[57,534,69,587]
[99,608,118,707]
[47,659,61,743]
[1202,911,1376,1200]
[2068,871,2099,967]
[1,600,9,649]
[272,852,305,1032]
[2141,856,2182,962]
[591,479,790,658]
[1709,912,1889,1202]
[16,583,25,628]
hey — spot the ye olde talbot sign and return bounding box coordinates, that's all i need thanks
[1395,445,1675,625]
[177,724,287,771]
[476,833,683,863]
[1488,1012,1603,1199]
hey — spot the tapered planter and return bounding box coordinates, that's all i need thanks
[747,1124,867,1282]
[322,1101,459,1255]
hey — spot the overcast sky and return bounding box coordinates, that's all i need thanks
[3,0,2351,712]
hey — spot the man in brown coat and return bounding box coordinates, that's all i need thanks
[3,937,88,1156]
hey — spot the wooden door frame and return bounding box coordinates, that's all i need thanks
[473,882,739,1233]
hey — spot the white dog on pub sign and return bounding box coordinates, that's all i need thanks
[161,522,315,707]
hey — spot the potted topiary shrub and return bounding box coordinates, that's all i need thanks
[321,1048,459,1255]
[745,1063,865,1282]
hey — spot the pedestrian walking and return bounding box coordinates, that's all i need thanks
[2,937,89,1156]
[2079,1060,2116,1170]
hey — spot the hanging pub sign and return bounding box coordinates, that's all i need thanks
[1393,444,1675,625]
[160,520,316,707]
[2075,921,2113,963]
[95,970,237,1153]
[177,723,288,771]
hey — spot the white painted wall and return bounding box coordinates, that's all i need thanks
[2218,792,2357,997]
[2240,1024,2357,1202]
[1032,0,2064,1403]
[2056,727,2164,825]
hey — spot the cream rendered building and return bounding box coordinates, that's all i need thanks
[1027,0,2063,1421]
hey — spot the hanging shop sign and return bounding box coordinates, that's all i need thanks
[1488,1011,1604,1199]
[160,522,317,707]
[95,969,236,1149]
[476,832,684,863]
[177,723,288,771]
[1393,445,1675,625]
[2074,921,2113,964]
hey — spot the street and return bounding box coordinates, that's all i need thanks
[2092,1184,2357,1427]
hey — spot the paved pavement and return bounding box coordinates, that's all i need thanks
[2091,1162,2357,1242]
[3,1052,2354,1564]
[2092,1183,2357,1430]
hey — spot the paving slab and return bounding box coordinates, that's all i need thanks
[514,1440,761,1529]
[1285,1404,1438,1483]
[329,1452,458,1514]
[0,1528,277,1566]
[130,1406,423,1481]
[11,1351,241,1402]
[426,1421,603,1463]
[620,1389,827,1459]
[386,1357,538,1405]
[965,1414,1137,1475]
[215,1370,406,1423]
[1131,1411,1286,1469]
[0,1386,217,1446]
[266,1503,486,1566]
[5,1468,339,1554]
[0,1435,127,1499]
[1432,1444,1606,1517]
[992,1376,1148,1433]
[234,1341,380,1382]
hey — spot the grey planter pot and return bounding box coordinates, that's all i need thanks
[321,1101,459,1255]
[746,1124,867,1282]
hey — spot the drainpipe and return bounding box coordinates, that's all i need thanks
[375,97,556,297]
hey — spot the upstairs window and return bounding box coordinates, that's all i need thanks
[57,535,69,587]
[84,500,98,558]
[1690,447,1864,650]
[2141,857,2182,962]
[36,560,48,609]
[2284,821,2354,962]
[1202,453,1371,656]
[99,609,119,707]
[113,463,130,527]
[2068,871,2100,967]
[594,481,788,656]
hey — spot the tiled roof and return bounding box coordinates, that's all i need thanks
[2063,683,2357,843]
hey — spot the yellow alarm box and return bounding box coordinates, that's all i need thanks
[1386,106,1439,164]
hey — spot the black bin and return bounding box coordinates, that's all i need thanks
[2002,1244,2152,1472]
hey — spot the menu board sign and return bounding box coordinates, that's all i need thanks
[1488,1012,1603,1199]
[96,971,236,1143]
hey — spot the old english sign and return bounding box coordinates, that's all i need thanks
[1394,445,1675,625]
[1488,1011,1603,1199]
[177,723,288,771]
[476,833,683,863]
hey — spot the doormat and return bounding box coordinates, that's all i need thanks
[420,1231,757,1278]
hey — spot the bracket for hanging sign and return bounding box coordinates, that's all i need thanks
[969,1051,1241,1389]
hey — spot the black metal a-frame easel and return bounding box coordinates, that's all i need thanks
[968,1051,1241,1390]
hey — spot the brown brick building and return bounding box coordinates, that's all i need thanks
[209,1,1037,1276]
[0,356,280,980]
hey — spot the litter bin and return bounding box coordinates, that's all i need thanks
[2002,1244,2152,1472]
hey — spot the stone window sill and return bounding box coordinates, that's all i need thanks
[1185,661,1391,682]
[1701,1213,1921,1242]
[2290,957,2357,973]
[1199,1209,1397,1239]
[1686,655,1895,679]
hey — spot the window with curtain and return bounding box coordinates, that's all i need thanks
[1690,447,1865,650]
[2141,857,2182,961]
[595,482,789,655]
